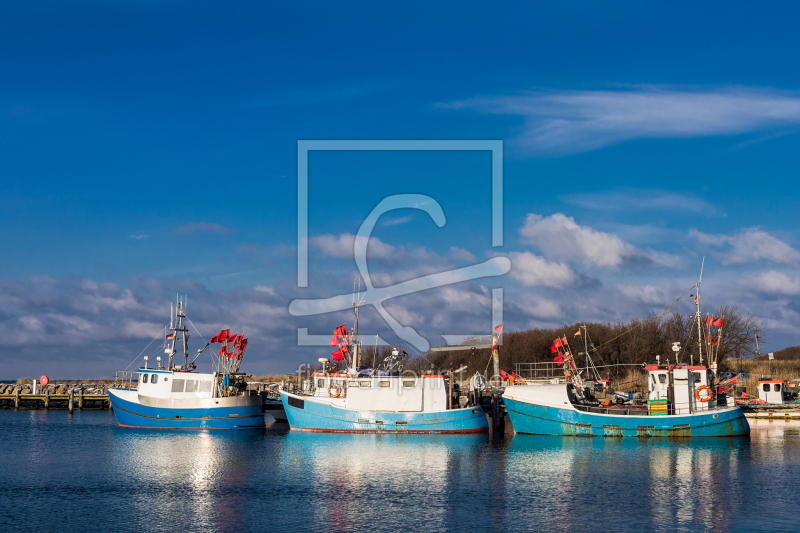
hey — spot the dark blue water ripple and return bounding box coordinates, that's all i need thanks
[0,410,797,532]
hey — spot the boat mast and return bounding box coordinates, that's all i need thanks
[352,282,361,373]
[695,258,705,367]
[168,299,177,370]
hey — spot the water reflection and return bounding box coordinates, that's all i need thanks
[4,411,800,532]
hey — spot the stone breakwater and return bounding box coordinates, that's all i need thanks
[0,382,111,411]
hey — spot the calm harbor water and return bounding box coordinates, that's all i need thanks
[0,410,796,532]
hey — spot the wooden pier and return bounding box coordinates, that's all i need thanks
[740,403,800,420]
[0,390,110,411]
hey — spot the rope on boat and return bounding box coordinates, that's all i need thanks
[365,303,436,367]
[124,324,168,371]
[589,284,696,353]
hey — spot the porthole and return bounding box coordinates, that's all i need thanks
[713,414,719,419]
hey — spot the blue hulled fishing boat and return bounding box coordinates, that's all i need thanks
[503,277,749,438]
[280,302,488,434]
[109,298,266,429]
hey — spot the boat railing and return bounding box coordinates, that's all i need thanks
[113,370,139,390]
[574,400,731,416]
[513,362,561,381]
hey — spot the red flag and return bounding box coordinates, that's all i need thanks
[331,348,345,362]
[494,323,504,333]
[340,343,350,355]
[729,374,739,384]
[233,334,243,345]
[554,338,563,348]
[554,354,563,363]
[712,337,720,346]
[711,317,724,328]
[511,372,517,378]
[219,329,230,342]
[704,314,713,326]
[500,370,509,380]
[329,336,339,347]
[334,325,348,339]
[210,334,219,343]
[549,344,558,354]
[217,346,227,356]
[561,336,568,345]
[705,334,711,342]
[227,333,238,344]
[240,338,248,351]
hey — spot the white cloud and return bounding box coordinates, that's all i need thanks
[742,271,800,296]
[520,213,638,268]
[508,251,577,288]
[174,222,232,235]
[619,285,671,305]
[129,234,149,240]
[516,296,563,319]
[254,285,278,296]
[447,246,477,263]
[691,228,800,265]
[562,188,715,214]
[444,86,800,154]
[310,232,397,260]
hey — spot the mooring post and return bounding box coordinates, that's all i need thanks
[78,391,84,410]
[14,389,20,410]
[491,393,499,436]
[68,389,74,414]
[44,390,50,410]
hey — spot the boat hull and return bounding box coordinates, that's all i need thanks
[108,388,265,429]
[263,398,288,423]
[503,396,750,437]
[280,391,488,434]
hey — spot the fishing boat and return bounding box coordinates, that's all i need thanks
[280,301,488,434]
[504,278,750,438]
[108,298,267,429]
[504,364,750,437]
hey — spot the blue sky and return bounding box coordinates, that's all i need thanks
[2,2,800,378]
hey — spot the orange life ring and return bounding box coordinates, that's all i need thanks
[328,382,343,398]
[695,385,711,402]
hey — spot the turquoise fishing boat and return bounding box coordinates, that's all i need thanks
[280,301,488,434]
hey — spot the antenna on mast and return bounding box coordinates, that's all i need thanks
[695,257,705,366]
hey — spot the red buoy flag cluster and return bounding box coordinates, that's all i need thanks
[330,324,350,362]
[210,328,248,360]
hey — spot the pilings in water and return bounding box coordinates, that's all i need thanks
[0,391,109,411]
[479,388,512,438]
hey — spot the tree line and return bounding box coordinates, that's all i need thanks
[401,304,766,377]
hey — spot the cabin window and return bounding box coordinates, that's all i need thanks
[763,384,771,392]
[651,375,656,386]
[359,381,371,387]
[379,381,390,388]
[151,374,158,384]
[692,372,701,382]
[658,374,667,384]
[317,379,324,387]
[172,379,185,392]
[403,380,416,388]
[199,381,212,393]
[348,381,359,387]
[186,380,198,392]
[775,384,782,392]
[141,374,149,384]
